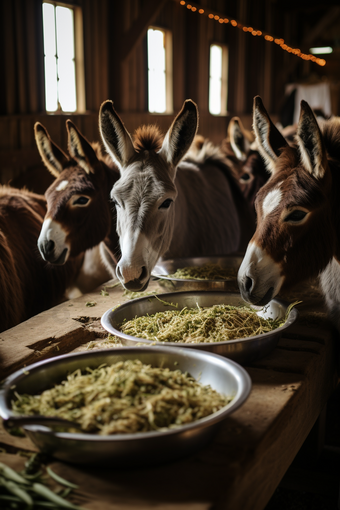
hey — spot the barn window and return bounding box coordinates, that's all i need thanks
[209,44,228,115]
[42,2,85,113]
[147,27,173,114]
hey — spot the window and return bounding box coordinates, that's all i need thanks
[147,27,173,113]
[209,44,228,115]
[42,2,85,113]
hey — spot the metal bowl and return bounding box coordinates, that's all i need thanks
[101,291,298,364]
[0,347,251,466]
[152,255,243,291]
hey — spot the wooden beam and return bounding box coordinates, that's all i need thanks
[119,0,168,63]
[235,0,247,114]
[282,6,340,80]
[301,6,340,49]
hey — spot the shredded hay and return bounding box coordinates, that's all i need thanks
[165,263,238,280]
[12,360,230,435]
[120,303,286,343]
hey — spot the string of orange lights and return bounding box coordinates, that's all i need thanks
[177,0,326,67]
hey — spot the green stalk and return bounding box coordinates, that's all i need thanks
[32,483,84,509]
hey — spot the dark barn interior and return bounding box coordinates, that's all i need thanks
[1,1,340,509]
[1,0,340,193]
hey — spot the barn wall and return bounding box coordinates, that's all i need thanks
[0,0,336,193]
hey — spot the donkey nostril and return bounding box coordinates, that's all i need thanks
[245,276,253,292]
[45,240,55,255]
[139,266,147,281]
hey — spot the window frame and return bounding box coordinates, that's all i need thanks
[208,42,229,116]
[147,26,173,115]
[42,1,86,113]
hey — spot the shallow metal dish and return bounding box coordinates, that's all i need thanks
[152,255,243,291]
[101,291,298,364]
[0,347,251,466]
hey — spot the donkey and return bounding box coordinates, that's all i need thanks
[35,121,121,293]
[238,95,340,329]
[0,185,82,332]
[221,116,269,210]
[99,99,255,292]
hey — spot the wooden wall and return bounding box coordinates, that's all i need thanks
[0,0,337,193]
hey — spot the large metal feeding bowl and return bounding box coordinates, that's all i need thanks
[152,255,243,291]
[101,291,299,364]
[0,347,251,466]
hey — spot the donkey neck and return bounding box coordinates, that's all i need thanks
[164,161,242,258]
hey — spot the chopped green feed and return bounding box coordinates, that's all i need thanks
[120,303,289,343]
[165,263,238,280]
[12,360,230,435]
[123,289,157,300]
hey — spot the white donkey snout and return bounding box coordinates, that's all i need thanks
[38,218,69,263]
[238,242,284,305]
[116,262,145,283]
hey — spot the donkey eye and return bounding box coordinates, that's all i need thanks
[73,196,89,206]
[159,198,173,209]
[112,198,120,207]
[240,173,251,182]
[284,210,307,223]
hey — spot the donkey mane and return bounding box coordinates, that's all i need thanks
[273,145,298,174]
[91,141,119,168]
[185,136,230,165]
[61,141,118,172]
[133,125,164,153]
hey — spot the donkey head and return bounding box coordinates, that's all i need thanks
[238,96,333,306]
[222,116,269,208]
[35,121,116,265]
[99,99,198,291]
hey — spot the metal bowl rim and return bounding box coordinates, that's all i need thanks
[151,255,242,282]
[0,345,252,441]
[101,290,299,347]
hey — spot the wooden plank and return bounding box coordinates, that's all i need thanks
[0,277,337,510]
[235,0,247,114]
[0,425,39,453]
[119,0,168,63]
[0,279,163,377]
[0,357,334,510]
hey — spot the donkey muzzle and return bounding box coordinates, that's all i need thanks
[116,264,150,291]
[38,239,68,265]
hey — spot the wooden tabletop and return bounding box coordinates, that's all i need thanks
[0,278,338,510]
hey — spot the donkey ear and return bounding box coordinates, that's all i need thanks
[66,120,98,174]
[159,100,199,171]
[99,100,136,170]
[34,122,69,177]
[296,100,327,179]
[228,117,252,161]
[253,96,288,173]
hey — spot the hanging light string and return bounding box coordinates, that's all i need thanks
[177,0,326,66]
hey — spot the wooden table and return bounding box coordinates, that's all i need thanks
[0,278,338,510]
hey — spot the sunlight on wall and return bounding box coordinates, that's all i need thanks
[147,28,166,113]
[209,45,222,115]
[43,3,77,112]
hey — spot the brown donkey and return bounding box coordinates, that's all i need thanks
[0,185,82,332]
[35,121,121,292]
[221,116,269,210]
[238,96,340,329]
